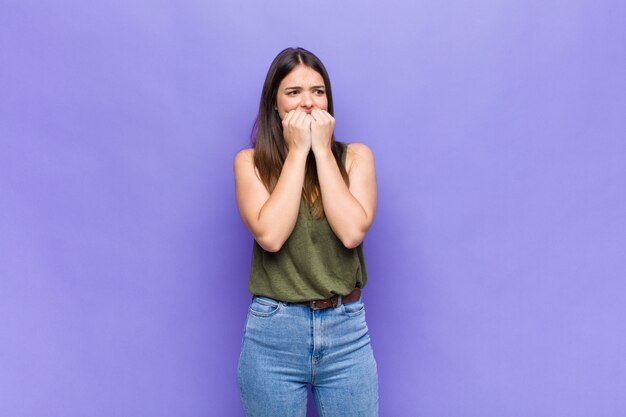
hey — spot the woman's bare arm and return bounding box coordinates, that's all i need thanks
[234,110,312,252]
[314,143,377,248]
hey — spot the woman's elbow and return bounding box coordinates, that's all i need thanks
[340,221,374,248]
[255,234,286,253]
[340,233,365,249]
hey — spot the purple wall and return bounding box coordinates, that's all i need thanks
[2,1,625,416]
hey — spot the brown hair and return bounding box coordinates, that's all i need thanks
[251,47,349,219]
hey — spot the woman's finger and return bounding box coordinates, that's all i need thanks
[282,110,293,124]
[293,110,307,127]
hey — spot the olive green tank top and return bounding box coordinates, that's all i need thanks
[248,142,368,302]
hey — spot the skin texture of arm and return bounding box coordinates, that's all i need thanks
[234,110,311,252]
[311,109,377,248]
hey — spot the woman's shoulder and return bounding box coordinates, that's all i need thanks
[235,147,254,159]
[345,142,373,155]
[343,142,374,172]
[234,147,254,164]
[234,148,255,176]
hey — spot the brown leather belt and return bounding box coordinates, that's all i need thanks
[296,287,361,310]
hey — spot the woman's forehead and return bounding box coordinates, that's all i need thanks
[280,65,324,87]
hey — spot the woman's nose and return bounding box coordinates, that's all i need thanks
[301,92,313,107]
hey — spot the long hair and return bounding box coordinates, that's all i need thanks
[252,47,349,219]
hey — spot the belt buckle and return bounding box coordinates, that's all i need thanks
[309,296,338,310]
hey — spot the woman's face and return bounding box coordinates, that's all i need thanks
[275,64,328,119]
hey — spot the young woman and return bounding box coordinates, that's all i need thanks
[234,47,378,417]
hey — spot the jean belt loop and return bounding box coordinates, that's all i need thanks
[336,295,342,308]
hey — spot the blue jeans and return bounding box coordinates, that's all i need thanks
[237,295,379,417]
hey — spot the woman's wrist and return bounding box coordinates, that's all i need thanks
[287,147,310,161]
[312,143,333,158]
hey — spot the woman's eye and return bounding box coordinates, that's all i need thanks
[315,90,325,95]
[287,91,298,96]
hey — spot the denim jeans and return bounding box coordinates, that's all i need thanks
[237,294,379,417]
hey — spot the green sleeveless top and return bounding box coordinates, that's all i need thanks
[248,142,368,302]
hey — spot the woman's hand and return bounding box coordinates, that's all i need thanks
[310,109,335,156]
[282,110,312,157]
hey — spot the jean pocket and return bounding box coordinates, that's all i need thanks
[249,296,282,317]
[341,298,365,317]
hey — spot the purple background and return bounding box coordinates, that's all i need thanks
[1,1,625,416]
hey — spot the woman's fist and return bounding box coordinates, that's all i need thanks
[310,109,335,155]
[282,110,312,157]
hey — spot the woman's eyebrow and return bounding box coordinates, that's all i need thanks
[284,85,325,91]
